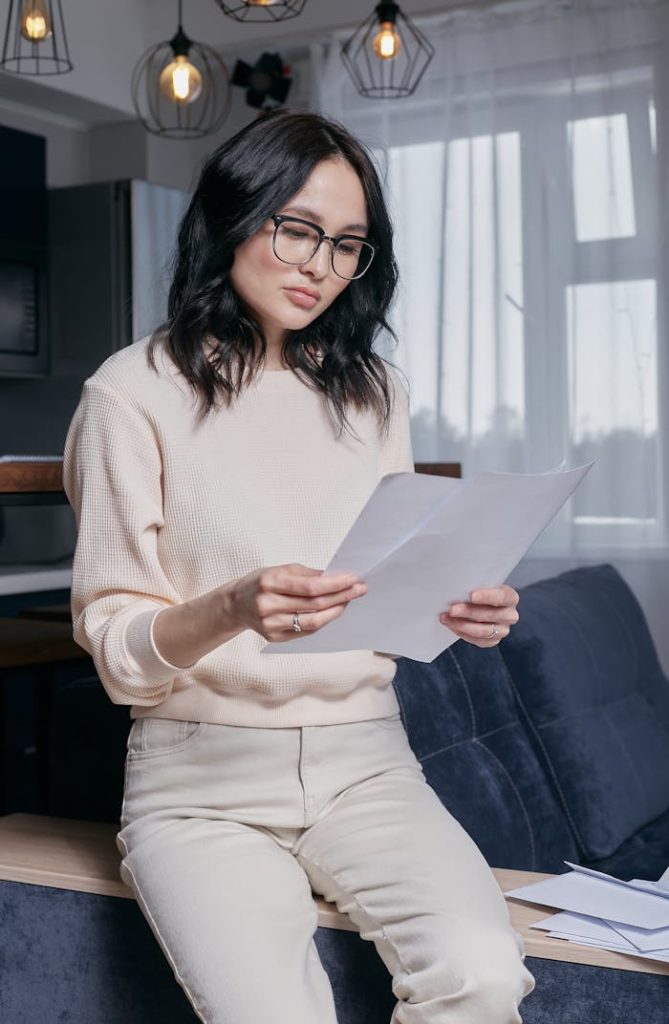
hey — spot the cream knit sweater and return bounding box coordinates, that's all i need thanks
[63,335,414,727]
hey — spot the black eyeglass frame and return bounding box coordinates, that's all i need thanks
[270,214,376,280]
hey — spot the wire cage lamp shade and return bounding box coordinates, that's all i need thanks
[341,2,434,99]
[0,0,73,75]
[132,4,231,139]
[213,0,307,24]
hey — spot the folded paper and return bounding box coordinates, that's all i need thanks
[262,462,592,662]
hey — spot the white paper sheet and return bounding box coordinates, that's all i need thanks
[545,933,669,963]
[532,911,632,944]
[505,869,669,929]
[565,861,669,901]
[605,918,669,953]
[262,462,593,663]
[530,910,669,954]
[532,909,669,954]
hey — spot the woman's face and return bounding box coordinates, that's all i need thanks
[229,157,369,346]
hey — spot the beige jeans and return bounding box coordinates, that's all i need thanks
[116,713,535,1024]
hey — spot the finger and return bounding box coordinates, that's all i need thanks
[264,565,358,598]
[440,617,511,642]
[269,602,348,637]
[443,605,519,626]
[469,586,518,608]
[264,582,367,615]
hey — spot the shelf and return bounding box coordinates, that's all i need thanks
[0,461,66,507]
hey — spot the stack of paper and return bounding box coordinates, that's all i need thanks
[505,862,669,964]
[262,462,592,663]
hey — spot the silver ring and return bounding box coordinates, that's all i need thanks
[292,613,302,633]
[487,623,500,639]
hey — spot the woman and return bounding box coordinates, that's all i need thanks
[63,110,535,1024]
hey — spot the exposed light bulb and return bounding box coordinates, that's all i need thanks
[19,0,53,42]
[245,1,283,5]
[159,54,203,105]
[372,21,401,61]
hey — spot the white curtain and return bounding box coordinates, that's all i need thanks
[311,0,669,672]
[131,180,191,343]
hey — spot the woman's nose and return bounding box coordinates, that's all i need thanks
[301,240,331,277]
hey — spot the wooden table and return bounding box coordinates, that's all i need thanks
[0,813,666,977]
[0,459,68,506]
[0,617,85,668]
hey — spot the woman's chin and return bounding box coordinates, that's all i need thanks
[273,308,319,330]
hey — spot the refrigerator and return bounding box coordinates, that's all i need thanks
[48,178,191,375]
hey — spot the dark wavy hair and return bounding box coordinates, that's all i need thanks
[147,109,403,436]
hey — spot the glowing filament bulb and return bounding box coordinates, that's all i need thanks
[20,0,52,41]
[373,21,401,61]
[159,55,203,105]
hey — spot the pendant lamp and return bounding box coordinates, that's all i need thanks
[342,2,434,99]
[0,0,73,76]
[213,0,307,24]
[132,0,231,139]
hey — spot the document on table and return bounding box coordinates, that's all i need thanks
[261,461,592,663]
[505,861,669,964]
[531,912,669,963]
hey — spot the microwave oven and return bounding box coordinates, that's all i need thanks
[0,241,48,377]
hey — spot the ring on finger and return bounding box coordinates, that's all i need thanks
[292,612,302,633]
[487,622,500,639]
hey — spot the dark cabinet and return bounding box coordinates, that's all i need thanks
[0,125,48,377]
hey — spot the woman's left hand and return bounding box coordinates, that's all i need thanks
[438,585,520,647]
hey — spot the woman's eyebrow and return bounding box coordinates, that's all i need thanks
[282,205,368,234]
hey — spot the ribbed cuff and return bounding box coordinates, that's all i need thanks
[123,606,196,682]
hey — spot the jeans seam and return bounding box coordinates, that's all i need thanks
[296,853,413,986]
[119,856,210,1024]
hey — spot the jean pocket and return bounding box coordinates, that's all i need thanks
[127,717,207,760]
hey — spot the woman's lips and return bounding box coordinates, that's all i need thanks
[284,288,319,309]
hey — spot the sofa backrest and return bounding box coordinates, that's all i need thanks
[394,637,580,873]
[499,563,669,863]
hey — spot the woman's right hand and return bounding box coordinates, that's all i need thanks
[227,563,368,642]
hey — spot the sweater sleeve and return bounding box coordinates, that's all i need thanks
[63,381,194,706]
[378,366,415,477]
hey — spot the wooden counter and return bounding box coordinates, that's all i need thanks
[0,813,666,977]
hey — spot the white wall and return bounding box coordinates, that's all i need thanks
[0,99,90,186]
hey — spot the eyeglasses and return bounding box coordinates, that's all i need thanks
[271,214,376,281]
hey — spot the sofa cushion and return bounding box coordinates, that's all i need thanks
[393,641,580,873]
[586,805,669,883]
[499,564,669,861]
[4,879,669,1024]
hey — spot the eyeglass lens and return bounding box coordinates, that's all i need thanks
[274,220,374,280]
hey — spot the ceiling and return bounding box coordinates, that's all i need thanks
[0,0,485,126]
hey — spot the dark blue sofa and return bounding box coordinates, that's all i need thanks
[2,563,669,1022]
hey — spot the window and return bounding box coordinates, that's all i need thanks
[371,56,665,551]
